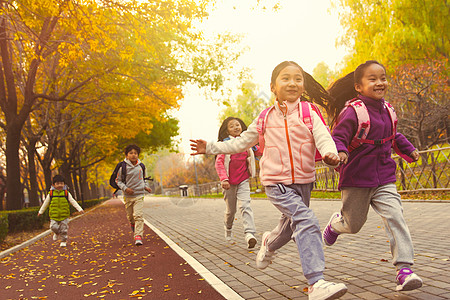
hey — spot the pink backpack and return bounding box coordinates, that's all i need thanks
[336,98,413,163]
[256,101,329,162]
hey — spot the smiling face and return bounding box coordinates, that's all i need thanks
[271,65,305,104]
[355,63,388,100]
[227,119,243,137]
[53,181,65,190]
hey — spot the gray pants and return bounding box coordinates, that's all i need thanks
[50,218,69,242]
[331,183,414,267]
[223,179,256,235]
[264,183,324,285]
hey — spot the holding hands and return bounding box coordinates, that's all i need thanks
[323,152,341,166]
[410,149,420,162]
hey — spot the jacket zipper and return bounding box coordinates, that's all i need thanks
[283,114,295,183]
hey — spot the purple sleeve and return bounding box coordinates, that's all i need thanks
[332,107,358,154]
[394,132,416,155]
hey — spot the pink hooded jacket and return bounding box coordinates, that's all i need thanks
[206,99,338,186]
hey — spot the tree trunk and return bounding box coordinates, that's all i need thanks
[5,123,22,210]
[26,138,40,207]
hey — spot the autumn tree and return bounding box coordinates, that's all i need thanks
[312,62,336,89]
[0,0,243,209]
[388,60,449,150]
[219,81,271,127]
[333,0,449,73]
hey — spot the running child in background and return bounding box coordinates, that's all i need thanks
[115,144,152,246]
[38,175,84,247]
[324,60,422,292]
[191,61,348,300]
[215,117,260,249]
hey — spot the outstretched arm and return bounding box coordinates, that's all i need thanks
[190,139,207,155]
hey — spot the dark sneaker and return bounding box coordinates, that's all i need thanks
[322,212,340,246]
[245,233,257,249]
[134,235,143,246]
[396,268,423,291]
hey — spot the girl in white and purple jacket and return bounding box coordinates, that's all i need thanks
[215,117,261,249]
[191,61,348,300]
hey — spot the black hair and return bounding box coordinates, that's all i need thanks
[217,117,247,142]
[52,174,65,184]
[327,60,386,126]
[124,144,141,155]
[270,61,333,111]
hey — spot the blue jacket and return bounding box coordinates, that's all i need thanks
[332,95,416,189]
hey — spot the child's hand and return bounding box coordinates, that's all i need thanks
[145,187,152,193]
[338,152,348,164]
[79,210,85,214]
[125,188,134,195]
[323,152,340,166]
[37,212,41,216]
[410,149,420,162]
[221,181,230,190]
[190,139,206,155]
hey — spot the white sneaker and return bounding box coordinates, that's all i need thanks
[245,233,257,249]
[224,227,232,242]
[60,241,67,247]
[53,233,58,241]
[308,279,347,300]
[255,231,276,269]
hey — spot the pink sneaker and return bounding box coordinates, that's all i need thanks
[396,268,423,291]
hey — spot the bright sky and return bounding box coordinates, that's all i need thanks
[173,0,348,156]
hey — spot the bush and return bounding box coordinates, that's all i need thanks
[0,213,8,243]
[7,207,45,233]
[5,197,108,233]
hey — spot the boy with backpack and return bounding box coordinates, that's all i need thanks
[113,144,152,246]
[38,175,84,247]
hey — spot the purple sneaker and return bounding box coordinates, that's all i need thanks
[322,212,340,246]
[396,268,423,291]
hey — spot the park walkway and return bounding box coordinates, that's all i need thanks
[1,196,449,299]
[144,196,449,299]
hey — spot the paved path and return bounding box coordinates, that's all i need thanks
[0,199,228,300]
[144,196,450,300]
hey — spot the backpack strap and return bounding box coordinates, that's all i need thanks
[345,99,371,151]
[49,189,69,200]
[299,101,328,162]
[344,99,412,162]
[139,162,146,180]
[256,106,274,153]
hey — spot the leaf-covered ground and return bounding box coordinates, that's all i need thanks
[0,199,226,299]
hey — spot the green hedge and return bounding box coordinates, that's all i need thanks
[0,197,108,242]
[0,213,8,244]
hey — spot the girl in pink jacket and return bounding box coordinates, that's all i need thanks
[215,117,260,249]
[191,61,348,300]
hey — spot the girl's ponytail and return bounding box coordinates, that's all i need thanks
[301,71,334,112]
[327,60,386,127]
[327,72,357,126]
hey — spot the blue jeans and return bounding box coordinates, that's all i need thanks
[265,183,324,285]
